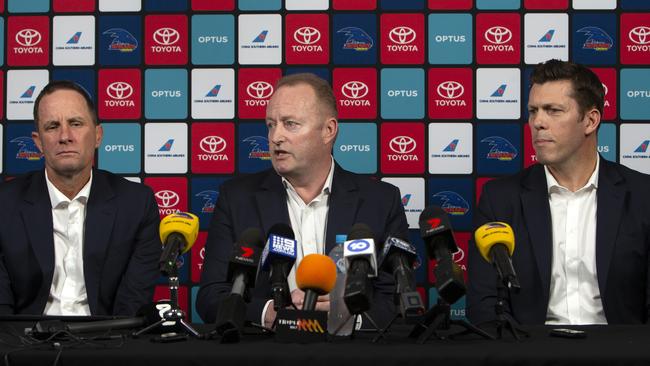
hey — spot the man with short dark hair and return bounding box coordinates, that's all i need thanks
[197,73,409,328]
[0,80,161,316]
[467,60,650,325]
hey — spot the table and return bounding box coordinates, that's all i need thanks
[0,321,649,366]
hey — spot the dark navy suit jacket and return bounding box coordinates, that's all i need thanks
[467,157,650,325]
[196,165,409,327]
[0,169,161,316]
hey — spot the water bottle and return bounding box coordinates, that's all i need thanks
[327,235,354,336]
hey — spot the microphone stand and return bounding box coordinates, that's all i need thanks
[493,276,529,340]
[330,311,379,339]
[133,265,201,339]
[408,298,493,344]
[372,292,423,343]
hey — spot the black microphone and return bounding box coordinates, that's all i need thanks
[226,228,265,297]
[214,228,264,342]
[343,223,378,315]
[380,236,425,319]
[419,205,466,305]
[257,224,297,311]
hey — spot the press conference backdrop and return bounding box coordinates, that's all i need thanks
[0,0,649,323]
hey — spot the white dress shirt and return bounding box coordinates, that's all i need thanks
[261,157,334,323]
[43,170,92,316]
[545,156,606,325]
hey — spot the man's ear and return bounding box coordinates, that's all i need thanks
[583,107,601,137]
[32,131,44,153]
[322,117,338,145]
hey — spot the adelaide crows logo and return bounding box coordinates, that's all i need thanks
[243,136,271,160]
[195,190,218,214]
[338,27,373,51]
[432,191,470,216]
[481,136,518,161]
[577,27,613,51]
[103,28,138,52]
[11,137,43,161]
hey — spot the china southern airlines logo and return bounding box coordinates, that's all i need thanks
[432,191,470,216]
[443,139,459,152]
[491,84,507,97]
[481,136,518,161]
[577,27,613,51]
[196,190,218,214]
[538,30,554,43]
[159,139,174,152]
[21,86,36,99]
[253,30,268,43]
[634,140,649,153]
[205,85,221,97]
[11,137,43,161]
[103,28,138,52]
[338,27,373,51]
[243,136,271,160]
[67,32,82,44]
[401,194,411,206]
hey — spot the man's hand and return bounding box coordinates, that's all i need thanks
[291,289,330,311]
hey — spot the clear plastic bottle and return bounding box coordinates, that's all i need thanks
[327,235,354,336]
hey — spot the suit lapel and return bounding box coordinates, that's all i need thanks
[21,171,55,299]
[520,165,553,303]
[595,158,625,296]
[83,170,117,314]
[255,170,291,237]
[325,166,359,254]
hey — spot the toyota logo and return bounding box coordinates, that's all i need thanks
[246,81,274,99]
[153,27,180,45]
[200,247,206,260]
[16,29,42,47]
[389,136,417,154]
[294,27,321,45]
[106,82,133,100]
[155,190,180,208]
[389,26,416,45]
[437,81,464,99]
[452,247,465,263]
[485,26,512,44]
[629,26,650,45]
[200,136,227,154]
[602,83,608,96]
[341,81,369,99]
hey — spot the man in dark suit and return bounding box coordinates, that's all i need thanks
[468,60,650,325]
[0,80,161,316]
[197,73,409,328]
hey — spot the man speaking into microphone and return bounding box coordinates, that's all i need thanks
[197,73,409,329]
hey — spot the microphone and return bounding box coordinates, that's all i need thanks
[343,223,378,315]
[380,236,425,318]
[258,224,297,310]
[159,212,199,276]
[419,206,465,305]
[295,254,337,311]
[214,228,265,342]
[474,222,520,291]
[226,228,265,297]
